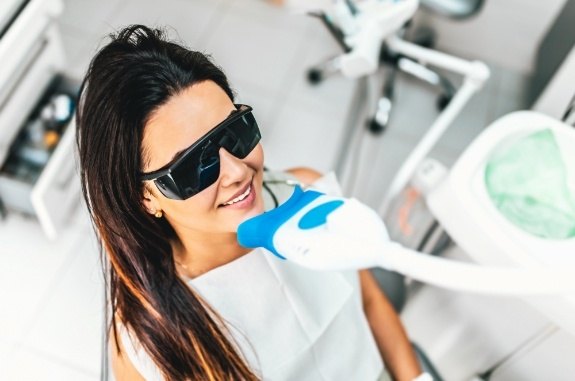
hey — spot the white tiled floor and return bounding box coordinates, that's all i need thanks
[17,233,103,376]
[0,213,101,380]
[1,0,533,380]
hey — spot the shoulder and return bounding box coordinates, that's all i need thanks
[285,167,323,185]
[286,167,345,197]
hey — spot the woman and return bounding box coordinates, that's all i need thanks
[76,25,422,380]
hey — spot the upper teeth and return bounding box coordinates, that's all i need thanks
[223,186,251,205]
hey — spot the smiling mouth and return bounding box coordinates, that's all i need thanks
[221,185,252,206]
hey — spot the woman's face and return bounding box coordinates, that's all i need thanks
[141,80,265,235]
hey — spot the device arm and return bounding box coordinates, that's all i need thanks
[238,187,575,296]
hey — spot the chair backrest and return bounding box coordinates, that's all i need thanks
[420,0,484,19]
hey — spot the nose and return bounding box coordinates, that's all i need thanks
[218,147,248,188]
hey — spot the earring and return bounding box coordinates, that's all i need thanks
[154,210,163,218]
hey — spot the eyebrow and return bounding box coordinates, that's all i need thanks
[169,108,237,162]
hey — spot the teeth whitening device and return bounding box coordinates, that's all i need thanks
[237,183,575,296]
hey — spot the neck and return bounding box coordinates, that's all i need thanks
[172,230,252,279]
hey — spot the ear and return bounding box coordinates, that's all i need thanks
[142,184,161,215]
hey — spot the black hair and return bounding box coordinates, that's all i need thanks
[76,25,259,380]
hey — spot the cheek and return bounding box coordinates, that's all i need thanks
[167,202,224,235]
[163,199,198,219]
[249,144,264,168]
[158,190,215,228]
[251,147,266,213]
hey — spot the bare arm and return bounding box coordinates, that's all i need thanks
[110,329,147,381]
[285,166,323,186]
[360,269,422,381]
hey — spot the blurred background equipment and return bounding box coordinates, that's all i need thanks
[304,0,483,133]
[0,0,81,240]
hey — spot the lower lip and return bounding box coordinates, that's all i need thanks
[220,182,256,210]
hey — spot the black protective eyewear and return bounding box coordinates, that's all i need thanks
[140,104,261,200]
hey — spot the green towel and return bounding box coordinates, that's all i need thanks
[485,129,575,239]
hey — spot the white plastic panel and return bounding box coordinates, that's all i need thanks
[0,0,62,92]
[0,0,27,34]
[31,118,80,240]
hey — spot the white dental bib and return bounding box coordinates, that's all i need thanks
[188,245,382,379]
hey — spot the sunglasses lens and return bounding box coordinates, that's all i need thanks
[218,113,261,158]
[197,143,220,190]
[167,143,220,199]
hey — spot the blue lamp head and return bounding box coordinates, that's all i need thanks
[237,185,324,259]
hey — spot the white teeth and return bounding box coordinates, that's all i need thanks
[223,186,251,206]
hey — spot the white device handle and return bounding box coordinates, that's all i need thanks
[383,244,575,295]
[277,197,575,296]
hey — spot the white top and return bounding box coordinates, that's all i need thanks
[119,172,383,380]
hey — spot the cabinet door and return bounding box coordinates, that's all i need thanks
[31,119,81,240]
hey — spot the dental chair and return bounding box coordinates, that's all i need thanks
[307,0,484,133]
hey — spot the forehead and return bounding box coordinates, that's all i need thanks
[141,81,235,171]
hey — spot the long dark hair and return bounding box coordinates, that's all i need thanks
[76,25,259,380]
